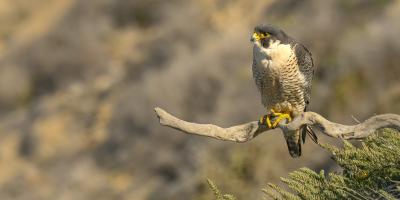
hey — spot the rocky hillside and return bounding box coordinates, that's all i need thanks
[0,0,399,199]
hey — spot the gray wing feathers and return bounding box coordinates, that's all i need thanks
[252,58,264,92]
[294,43,314,111]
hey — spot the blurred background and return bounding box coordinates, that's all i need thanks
[0,0,399,199]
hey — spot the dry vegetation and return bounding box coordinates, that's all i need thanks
[0,0,399,199]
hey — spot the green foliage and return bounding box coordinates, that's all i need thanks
[207,179,237,200]
[264,129,400,199]
[209,129,400,200]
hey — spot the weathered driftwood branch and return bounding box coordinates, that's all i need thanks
[154,107,400,142]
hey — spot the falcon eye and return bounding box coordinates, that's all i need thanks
[260,33,270,39]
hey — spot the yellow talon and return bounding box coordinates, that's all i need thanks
[266,116,272,128]
[269,109,292,128]
[259,115,273,128]
[259,109,292,128]
[272,113,292,127]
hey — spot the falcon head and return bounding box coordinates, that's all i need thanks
[251,24,290,48]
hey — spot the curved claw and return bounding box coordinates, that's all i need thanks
[272,113,292,127]
[266,116,272,128]
[259,109,292,129]
[259,109,292,128]
[259,115,273,128]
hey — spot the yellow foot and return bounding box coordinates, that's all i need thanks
[270,109,292,127]
[259,115,273,128]
[259,109,292,128]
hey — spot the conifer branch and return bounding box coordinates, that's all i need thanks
[154,107,400,141]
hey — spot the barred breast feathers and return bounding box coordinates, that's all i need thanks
[252,40,308,113]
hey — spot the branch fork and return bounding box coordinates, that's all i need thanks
[155,107,400,142]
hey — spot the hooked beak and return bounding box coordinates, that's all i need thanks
[250,32,260,42]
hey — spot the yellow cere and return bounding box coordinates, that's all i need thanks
[253,32,270,41]
[252,32,261,41]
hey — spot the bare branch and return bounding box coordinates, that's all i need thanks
[154,107,400,142]
[286,112,400,139]
[154,107,271,142]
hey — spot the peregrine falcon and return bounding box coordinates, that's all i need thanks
[251,24,317,157]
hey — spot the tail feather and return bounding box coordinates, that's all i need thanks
[302,106,318,144]
[303,126,318,144]
[301,125,307,143]
[306,126,318,144]
[285,129,302,158]
[286,125,318,158]
[300,125,318,144]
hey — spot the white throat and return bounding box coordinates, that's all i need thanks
[253,39,292,69]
